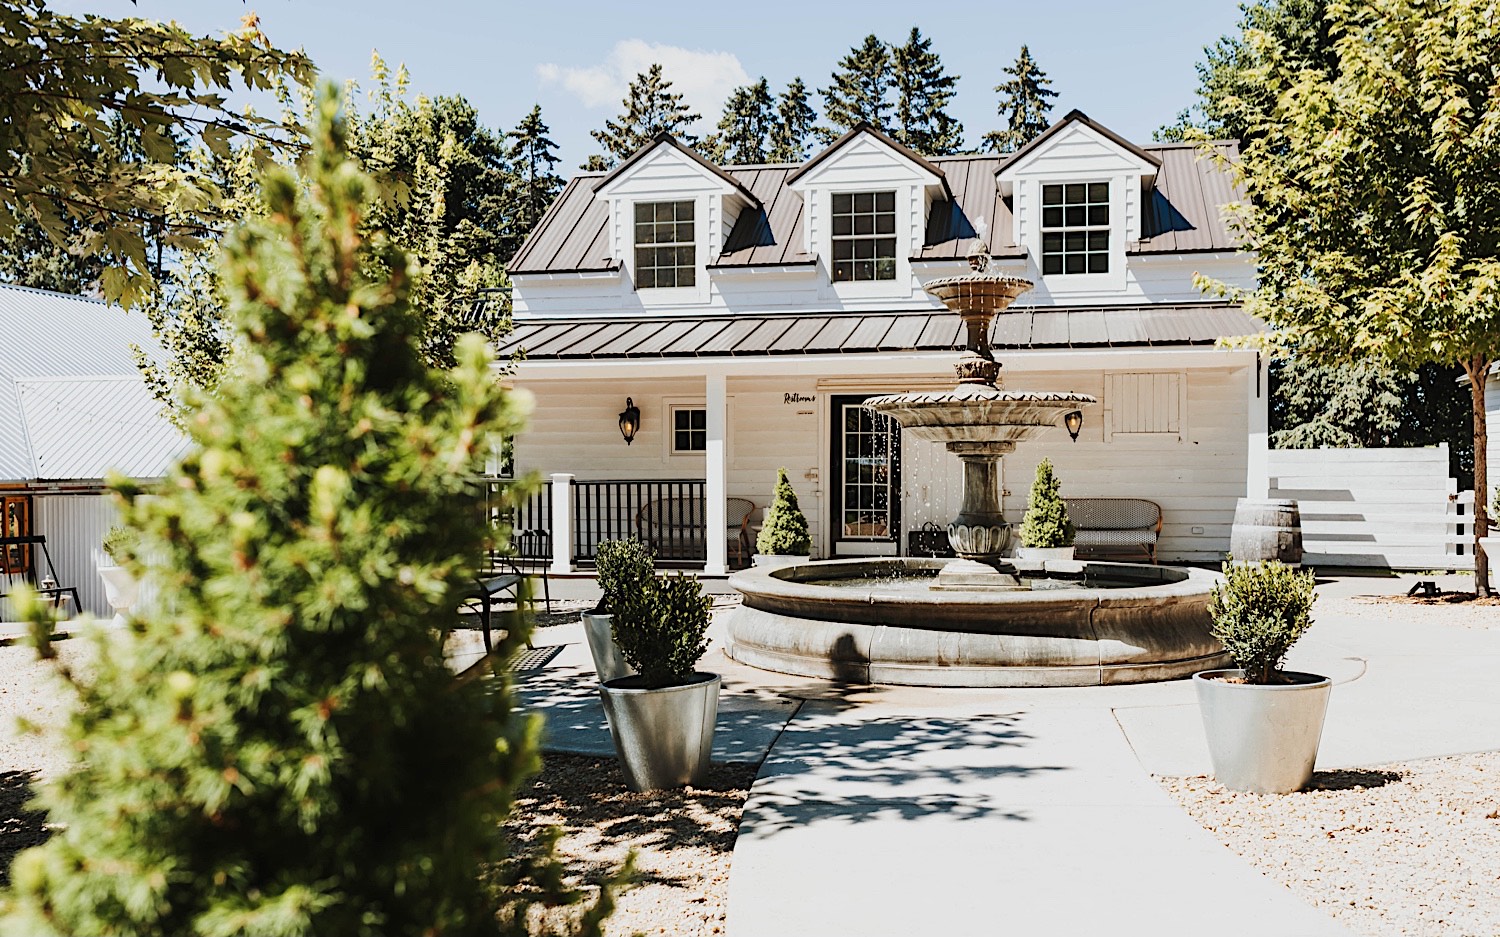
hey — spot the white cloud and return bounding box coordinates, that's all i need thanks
[536,39,750,131]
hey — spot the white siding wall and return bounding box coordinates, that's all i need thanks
[32,493,119,617]
[1267,447,1472,569]
[516,363,1254,563]
[1487,380,1498,512]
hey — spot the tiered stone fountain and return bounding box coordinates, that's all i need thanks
[725,242,1229,687]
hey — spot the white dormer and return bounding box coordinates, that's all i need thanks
[786,124,950,299]
[996,111,1160,294]
[592,134,761,307]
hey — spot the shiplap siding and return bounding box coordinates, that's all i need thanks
[515,364,1254,562]
[1268,447,1474,570]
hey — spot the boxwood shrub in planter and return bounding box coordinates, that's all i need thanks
[1017,459,1075,561]
[598,570,717,791]
[582,538,653,682]
[1194,559,1329,794]
[753,467,812,569]
[96,525,141,625]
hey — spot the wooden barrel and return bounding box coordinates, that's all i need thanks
[1229,498,1303,566]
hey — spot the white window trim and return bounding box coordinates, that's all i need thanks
[821,185,917,300]
[661,397,734,459]
[1039,181,1111,277]
[632,199,698,291]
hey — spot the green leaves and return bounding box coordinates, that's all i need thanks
[1019,458,1075,549]
[1208,561,1317,684]
[756,468,812,556]
[613,571,713,689]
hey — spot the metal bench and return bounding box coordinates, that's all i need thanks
[1065,498,1162,564]
[0,535,80,619]
[465,530,553,654]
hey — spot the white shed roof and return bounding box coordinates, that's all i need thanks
[0,283,187,483]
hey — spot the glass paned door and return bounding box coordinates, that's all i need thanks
[829,396,900,556]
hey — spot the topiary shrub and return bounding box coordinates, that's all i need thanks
[98,525,138,565]
[1208,560,1317,685]
[611,572,712,689]
[592,538,655,615]
[0,86,605,937]
[755,468,811,556]
[1019,458,1075,549]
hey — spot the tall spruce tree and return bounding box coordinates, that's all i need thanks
[769,77,818,162]
[889,27,964,155]
[706,78,776,164]
[983,45,1058,153]
[506,104,564,249]
[0,85,600,936]
[587,63,700,169]
[820,34,892,140]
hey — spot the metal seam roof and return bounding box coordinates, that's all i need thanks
[500,304,1262,361]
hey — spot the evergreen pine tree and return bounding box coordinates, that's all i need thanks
[506,103,564,247]
[0,87,593,936]
[707,78,776,164]
[768,77,818,162]
[819,35,892,141]
[587,63,701,169]
[1019,458,1075,549]
[983,45,1059,153]
[890,27,964,155]
[755,468,812,556]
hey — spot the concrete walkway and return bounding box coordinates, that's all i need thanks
[510,573,1500,937]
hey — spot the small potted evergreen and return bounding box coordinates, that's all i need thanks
[1193,560,1330,794]
[95,525,140,625]
[598,569,718,791]
[753,468,812,569]
[1016,459,1076,561]
[581,539,651,682]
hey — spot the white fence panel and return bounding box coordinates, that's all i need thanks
[32,494,120,618]
[1268,445,1475,570]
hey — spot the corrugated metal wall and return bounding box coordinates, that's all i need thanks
[32,494,119,617]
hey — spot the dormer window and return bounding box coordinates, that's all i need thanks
[1041,182,1109,275]
[831,191,897,282]
[634,201,696,288]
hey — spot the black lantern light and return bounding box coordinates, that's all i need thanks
[1063,409,1084,443]
[618,397,641,445]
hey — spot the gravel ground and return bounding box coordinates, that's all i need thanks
[1161,751,1500,937]
[1318,588,1500,630]
[503,754,758,937]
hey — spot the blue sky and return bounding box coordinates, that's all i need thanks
[59,1,1243,167]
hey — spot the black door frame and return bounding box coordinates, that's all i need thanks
[828,394,902,557]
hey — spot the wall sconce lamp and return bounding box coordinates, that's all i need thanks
[1063,409,1084,443]
[618,397,641,445]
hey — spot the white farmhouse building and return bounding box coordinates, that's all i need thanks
[499,111,1266,575]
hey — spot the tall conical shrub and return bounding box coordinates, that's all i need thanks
[0,87,560,936]
[755,467,811,555]
[1019,458,1075,549]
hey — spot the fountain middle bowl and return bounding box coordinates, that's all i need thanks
[725,557,1229,687]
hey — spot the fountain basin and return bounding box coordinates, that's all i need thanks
[725,558,1228,687]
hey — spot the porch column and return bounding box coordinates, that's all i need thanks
[1246,355,1270,500]
[549,472,573,575]
[704,373,728,576]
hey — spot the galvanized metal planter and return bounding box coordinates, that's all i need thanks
[96,564,138,626]
[599,672,720,792]
[1194,669,1332,794]
[581,611,634,683]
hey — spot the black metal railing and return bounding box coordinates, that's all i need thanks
[573,479,707,565]
[484,479,552,569]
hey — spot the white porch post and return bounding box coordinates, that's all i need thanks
[704,373,728,576]
[1246,354,1270,500]
[549,472,574,575]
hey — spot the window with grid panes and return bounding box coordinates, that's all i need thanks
[1040,182,1109,275]
[831,191,897,282]
[672,407,706,452]
[634,200,696,288]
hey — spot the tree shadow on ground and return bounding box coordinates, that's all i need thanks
[0,770,48,886]
[506,753,756,890]
[742,711,1058,836]
[1305,768,1404,791]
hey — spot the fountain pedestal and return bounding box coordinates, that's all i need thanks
[935,440,1022,591]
